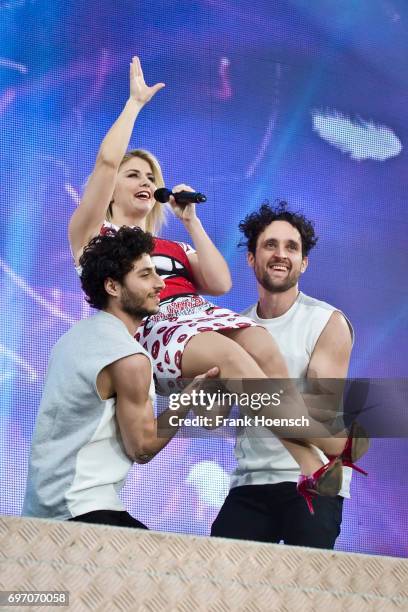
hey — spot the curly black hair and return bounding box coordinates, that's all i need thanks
[79,226,155,310]
[238,200,318,257]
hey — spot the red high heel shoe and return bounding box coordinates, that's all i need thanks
[327,422,369,475]
[297,459,343,515]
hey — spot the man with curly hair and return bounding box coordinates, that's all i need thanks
[23,226,218,528]
[211,202,354,548]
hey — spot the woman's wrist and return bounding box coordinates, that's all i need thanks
[126,97,144,113]
[182,216,202,232]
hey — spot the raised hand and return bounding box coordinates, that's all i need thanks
[129,56,165,107]
[169,183,199,222]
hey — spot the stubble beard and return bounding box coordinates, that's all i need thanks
[255,264,301,294]
[120,287,159,319]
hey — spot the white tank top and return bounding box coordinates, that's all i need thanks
[230,292,354,498]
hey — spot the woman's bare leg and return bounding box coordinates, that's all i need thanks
[181,331,326,475]
[221,326,288,379]
[182,330,271,378]
[221,326,347,461]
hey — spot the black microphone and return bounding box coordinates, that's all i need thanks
[154,187,207,204]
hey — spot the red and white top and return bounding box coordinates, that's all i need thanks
[100,222,257,394]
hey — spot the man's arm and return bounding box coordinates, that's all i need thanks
[305,310,353,422]
[110,353,219,463]
[109,354,156,463]
[308,310,352,378]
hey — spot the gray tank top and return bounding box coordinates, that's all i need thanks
[22,311,154,520]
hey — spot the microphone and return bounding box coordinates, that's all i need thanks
[154,187,207,205]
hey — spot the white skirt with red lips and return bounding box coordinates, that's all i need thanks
[135,294,257,395]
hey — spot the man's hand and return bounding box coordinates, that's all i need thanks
[181,366,220,404]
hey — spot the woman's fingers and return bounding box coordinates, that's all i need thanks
[150,82,166,96]
[129,56,165,102]
[133,56,142,77]
[172,183,195,193]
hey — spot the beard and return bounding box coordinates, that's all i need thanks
[120,286,159,319]
[255,264,301,294]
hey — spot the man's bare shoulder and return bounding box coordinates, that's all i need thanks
[109,352,152,376]
[323,310,353,342]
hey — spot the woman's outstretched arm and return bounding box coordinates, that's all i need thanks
[68,56,164,262]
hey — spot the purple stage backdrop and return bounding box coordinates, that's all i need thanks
[0,1,407,557]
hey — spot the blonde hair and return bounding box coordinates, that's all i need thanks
[107,149,167,235]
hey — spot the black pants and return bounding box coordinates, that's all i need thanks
[69,510,148,529]
[211,482,343,549]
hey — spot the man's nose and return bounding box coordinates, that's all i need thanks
[155,272,165,289]
[274,244,286,258]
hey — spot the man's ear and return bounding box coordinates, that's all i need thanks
[104,277,120,297]
[247,251,255,268]
[301,256,308,273]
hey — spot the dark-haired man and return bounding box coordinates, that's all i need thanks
[23,227,218,528]
[211,203,353,549]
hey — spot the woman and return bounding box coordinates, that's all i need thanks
[69,57,367,512]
